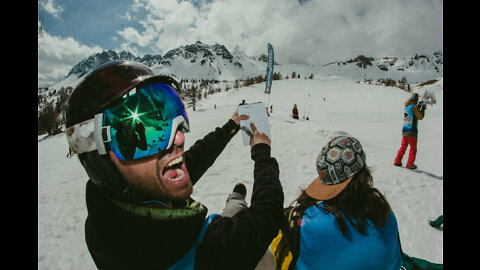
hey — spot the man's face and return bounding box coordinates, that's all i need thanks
[109,130,193,202]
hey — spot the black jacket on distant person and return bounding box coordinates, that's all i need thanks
[84,119,284,270]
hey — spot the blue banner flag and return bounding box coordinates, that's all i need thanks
[265,43,274,94]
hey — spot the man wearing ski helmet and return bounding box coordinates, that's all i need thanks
[394,92,426,169]
[65,61,284,269]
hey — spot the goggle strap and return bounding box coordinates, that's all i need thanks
[94,113,108,155]
[168,116,190,149]
[65,118,97,154]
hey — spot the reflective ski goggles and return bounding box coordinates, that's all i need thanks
[66,83,189,160]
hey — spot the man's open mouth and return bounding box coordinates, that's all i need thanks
[162,156,186,182]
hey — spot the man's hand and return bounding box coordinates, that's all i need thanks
[249,122,271,147]
[231,110,249,125]
[230,110,249,134]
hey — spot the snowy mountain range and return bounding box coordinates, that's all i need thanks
[67,41,245,78]
[50,41,442,90]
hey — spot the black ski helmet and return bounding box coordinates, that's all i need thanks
[411,93,419,103]
[65,60,182,202]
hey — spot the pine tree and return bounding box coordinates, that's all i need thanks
[186,85,197,111]
[38,102,59,135]
[273,72,282,80]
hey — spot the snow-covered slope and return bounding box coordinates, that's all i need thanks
[38,76,443,269]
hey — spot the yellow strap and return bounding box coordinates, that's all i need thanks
[270,230,293,270]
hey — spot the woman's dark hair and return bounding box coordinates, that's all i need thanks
[293,165,391,236]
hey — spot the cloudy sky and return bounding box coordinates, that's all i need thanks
[38,0,443,87]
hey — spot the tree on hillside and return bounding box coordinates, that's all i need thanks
[255,75,264,84]
[243,77,254,87]
[38,102,59,135]
[398,76,408,91]
[273,72,282,80]
[37,86,74,135]
[55,87,73,126]
[186,85,198,111]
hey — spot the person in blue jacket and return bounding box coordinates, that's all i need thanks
[271,135,403,270]
[394,93,426,169]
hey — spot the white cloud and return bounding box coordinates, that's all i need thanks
[118,0,202,54]
[116,11,132,21]
[117,27,153,47]
[119,0,442,65]
[38,0,442,86]
[39,0,64,20]
[38,29,103,87]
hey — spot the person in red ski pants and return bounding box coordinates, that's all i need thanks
[394,93,425,169]
[395,136,418,168]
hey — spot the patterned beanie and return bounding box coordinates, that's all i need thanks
[306,135,366,200]
[317,136,366,184]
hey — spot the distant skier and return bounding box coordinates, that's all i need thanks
[394,93,426,169]
[270,105,273,113]
[292,104,299,120]
[66,147,73,158]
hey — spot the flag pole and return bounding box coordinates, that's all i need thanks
[265,43,274,109]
